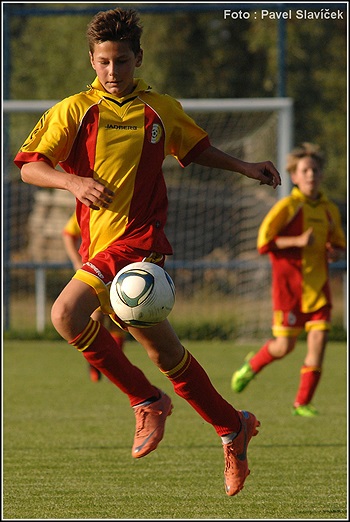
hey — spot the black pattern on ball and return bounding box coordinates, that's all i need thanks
[116,269,154,307]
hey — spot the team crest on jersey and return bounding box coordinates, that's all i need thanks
[147,123,163,144]
[287,312,297,325]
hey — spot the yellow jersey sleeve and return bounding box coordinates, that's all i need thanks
[62,212,81,238]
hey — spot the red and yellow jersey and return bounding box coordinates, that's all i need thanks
[14,77,210,262]
[62,212,81,239]
[257,187,346,313]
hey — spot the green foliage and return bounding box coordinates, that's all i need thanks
[142,12,269,99]
[4,319,346,342]
[285,19,347,198]
[3,339,347,518]
[10,12,92,98]
[5,4,346,200]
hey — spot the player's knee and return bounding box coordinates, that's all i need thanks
[51,299,73,331]
[272,337,296,358]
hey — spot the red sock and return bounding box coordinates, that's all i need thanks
[69,319,158,407]
[294,366,322,407]
[162,348,240,436]
[250,340,277,373]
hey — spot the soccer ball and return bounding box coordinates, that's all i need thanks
[109,262,176,327]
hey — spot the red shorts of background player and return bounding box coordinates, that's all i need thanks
[272,305,331,338]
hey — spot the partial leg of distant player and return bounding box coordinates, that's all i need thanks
[231,307,330,416]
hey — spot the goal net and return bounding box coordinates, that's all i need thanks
[3,98,293,339]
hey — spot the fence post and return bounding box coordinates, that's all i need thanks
[343,271,347,332]
[35,268,46,332]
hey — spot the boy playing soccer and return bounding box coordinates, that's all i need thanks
[231,143,346,416]
[14,7,281,495]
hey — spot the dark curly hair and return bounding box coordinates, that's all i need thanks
[87,8,143,55]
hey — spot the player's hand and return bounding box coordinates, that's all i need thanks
[245,161,281,189]
[297,227,314,247]
[69,176,115,210]
[259,163,281,188]
[326,242,341,262]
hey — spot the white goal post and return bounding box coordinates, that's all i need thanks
[4,97,294,338]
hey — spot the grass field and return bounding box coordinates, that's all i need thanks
[3,338,348,520]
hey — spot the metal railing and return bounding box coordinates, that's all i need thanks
[4,260,347,334]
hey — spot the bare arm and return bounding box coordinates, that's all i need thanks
[62,234,83,271]
[21,161,114,210]
[193,145,281,189]
[275,228,345,263]
[275,227,315,249]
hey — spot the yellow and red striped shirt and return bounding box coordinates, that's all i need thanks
[257,186,346,313]
[15,77,210,261]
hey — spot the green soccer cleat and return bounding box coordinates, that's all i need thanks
[231,352,256,393]
[292,404,319,417]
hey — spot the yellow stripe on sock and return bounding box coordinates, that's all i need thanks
[69,318,101,352]
[300,366,322,374]
[161,347,191,379]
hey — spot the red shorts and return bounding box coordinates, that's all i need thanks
[272,305,331,337]
[73,243,165,315]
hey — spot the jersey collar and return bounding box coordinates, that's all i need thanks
[291,186,328,204]
[88,77,151,102]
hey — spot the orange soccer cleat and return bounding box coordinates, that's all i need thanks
[132,390,173,458]
[223,410,260,496]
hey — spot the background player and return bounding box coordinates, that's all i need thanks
[231,142,346,416]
